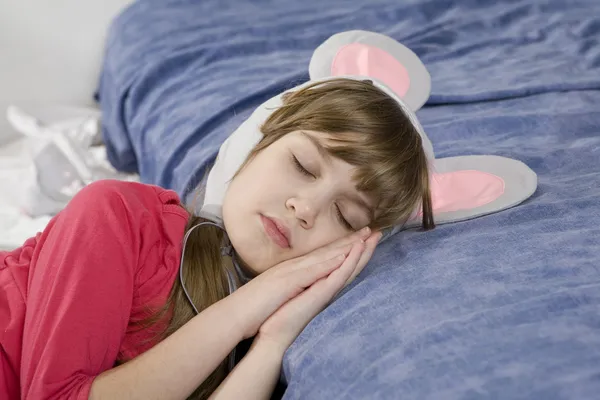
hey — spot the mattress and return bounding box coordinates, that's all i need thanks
[93,0,600,398]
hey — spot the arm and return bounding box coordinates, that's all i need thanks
[20,181,141,399]
[19,180,243,400]
[208,232,381,400]
[208,338,285,400]
[90,296,245,400]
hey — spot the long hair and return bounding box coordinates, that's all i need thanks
[130,78,434,399]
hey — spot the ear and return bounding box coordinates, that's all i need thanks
[309,30,431,112]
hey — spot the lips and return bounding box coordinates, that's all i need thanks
[261,215,291,249]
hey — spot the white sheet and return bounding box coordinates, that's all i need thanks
[0,137,52,250]
[0,105,139,251]
[1,0,135,250]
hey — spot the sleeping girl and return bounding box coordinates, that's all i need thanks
[1,30,535,400]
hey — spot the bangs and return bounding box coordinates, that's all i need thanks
[320,131,426,230]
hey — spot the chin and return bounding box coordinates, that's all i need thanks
[242,242,284,276]
[225,211,284,275]
[225,218,263,274]
[234,247,267,276]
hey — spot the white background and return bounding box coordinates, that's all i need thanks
[0,0,133,144]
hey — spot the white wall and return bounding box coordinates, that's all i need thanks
[0,0,133,143]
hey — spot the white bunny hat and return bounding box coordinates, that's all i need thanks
[200,31,537,239]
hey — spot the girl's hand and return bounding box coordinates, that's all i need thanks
[255,230,381,353]
[229,227,375,340]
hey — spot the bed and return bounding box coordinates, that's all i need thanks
[97,1,600,398]
[5,0,600,398]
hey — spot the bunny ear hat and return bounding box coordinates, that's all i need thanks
[200,31,537,240]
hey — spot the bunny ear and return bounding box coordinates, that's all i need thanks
[412,155,537,228]
[309,30,431,112]
[374,153,538,241]
[380,153,537,239]
[311,31,538,238]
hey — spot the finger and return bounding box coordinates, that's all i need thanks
[290,242,365,315]
[280,242,355,297]
[297,241,355,270]
[325,241,365,291]
[277,276,333,329]
[343,231,382,287]
[303,227,371,263]
[332,226,372,247]
[266,250,347,308]
[296,250,347,288]
[287,227,372,284]
[337,226,372,245]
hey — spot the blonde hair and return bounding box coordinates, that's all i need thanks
[129,78,434,399]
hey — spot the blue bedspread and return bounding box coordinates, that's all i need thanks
[98,0,600,398]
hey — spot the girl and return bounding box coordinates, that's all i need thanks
[0,78,434,399]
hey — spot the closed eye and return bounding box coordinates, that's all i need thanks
[292,154,315,178]
[336,204,354,231]
[291,152,355,231]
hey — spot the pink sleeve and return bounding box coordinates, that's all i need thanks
[20,181,141,400]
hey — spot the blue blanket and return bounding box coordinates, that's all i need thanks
[98,0,600,398]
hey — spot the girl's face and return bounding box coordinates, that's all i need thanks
[222,130,374,275]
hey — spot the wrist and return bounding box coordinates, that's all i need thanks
[253,333,290,358]
[215,293,251,343]
[225,283,272,340]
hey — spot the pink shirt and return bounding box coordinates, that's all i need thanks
[0,180,189,399]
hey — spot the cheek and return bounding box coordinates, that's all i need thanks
[224,168,262,209]
[236,154,287,196]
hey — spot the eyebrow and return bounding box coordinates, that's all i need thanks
[300,131,375,220]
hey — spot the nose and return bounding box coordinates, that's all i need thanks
[286,197,318,229]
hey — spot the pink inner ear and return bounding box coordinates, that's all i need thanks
[429,170,505,214]
[331,43,411,98]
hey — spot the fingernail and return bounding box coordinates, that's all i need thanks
[359,226,371,236]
